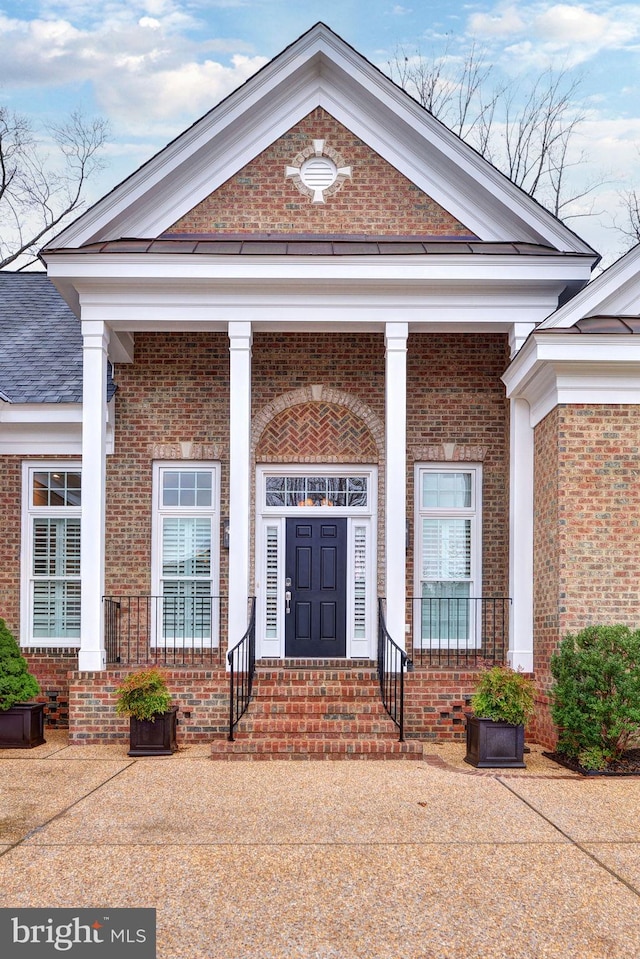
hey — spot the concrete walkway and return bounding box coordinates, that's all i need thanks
[2,732,640,958]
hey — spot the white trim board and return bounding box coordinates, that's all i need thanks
[254,465,378,660]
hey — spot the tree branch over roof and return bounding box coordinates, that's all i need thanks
[0,107,109,271]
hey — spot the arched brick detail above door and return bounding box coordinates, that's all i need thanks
[253,387,382,463]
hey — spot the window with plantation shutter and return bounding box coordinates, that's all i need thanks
[23,465,82,644]
[416,466,481,648]
[153,464,219,647]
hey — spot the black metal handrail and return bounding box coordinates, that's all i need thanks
[102,595,223,665]
[228,597,257,742]
[377,598,410,743]
[410,596,511,667]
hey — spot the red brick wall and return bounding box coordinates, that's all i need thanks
[105,333,230,600]
[405,670,476,740]
[0,456,22,635]
[67,666,495,744]
[533,404,640,747]
[533,409,560,687]
[169,108,473,237]
[68,668,229,744]
[23,651,76,727]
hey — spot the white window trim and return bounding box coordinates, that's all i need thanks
[413,463,483,649]
[151,461,221,648]
[21,460,82,648]
[255,465,377,659]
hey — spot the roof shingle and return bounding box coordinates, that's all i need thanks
[0,272,114,404]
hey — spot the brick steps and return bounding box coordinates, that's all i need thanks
[210,738,422,760]
[210,663,422,761]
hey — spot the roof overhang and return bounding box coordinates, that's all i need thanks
[44,247,594,335]
[503,331,640,425]
[0,401,115,455]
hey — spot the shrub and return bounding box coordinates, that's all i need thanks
[550,625,640,769]
[115,669,172,721]
[471,665,535,727]
[0,618,41,711]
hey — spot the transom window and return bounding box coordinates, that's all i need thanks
[265,475,367,508]
[23,464,82,645]
[32,470,81,507]
[162,470,212,508]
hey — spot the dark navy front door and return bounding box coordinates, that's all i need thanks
[285,517,347,657]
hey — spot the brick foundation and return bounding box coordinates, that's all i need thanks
[68,668,229,744]
[23,650,76,728]
[66,664,509,746]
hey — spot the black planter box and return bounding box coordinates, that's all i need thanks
[0,702,46,748]
[128,705,178,757]
[464,715,526,768]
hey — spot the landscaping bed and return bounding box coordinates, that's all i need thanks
[543,749,640,776]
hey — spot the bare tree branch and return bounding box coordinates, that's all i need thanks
[616,189,640,244]
[387,43,602,224]
[0,107,109,270]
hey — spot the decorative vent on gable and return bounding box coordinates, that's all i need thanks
[285,139,351,204]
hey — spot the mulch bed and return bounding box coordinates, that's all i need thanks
[543,749,640,776]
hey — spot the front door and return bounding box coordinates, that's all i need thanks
[285,517,347,657]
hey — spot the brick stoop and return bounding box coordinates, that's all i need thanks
[210,662,423,760]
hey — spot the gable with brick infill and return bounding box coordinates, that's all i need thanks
[168,107,474,238]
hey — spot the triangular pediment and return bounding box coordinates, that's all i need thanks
[48,23,595,255]
[166,108,473,238]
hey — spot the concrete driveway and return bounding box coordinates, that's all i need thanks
[2,732,640,958]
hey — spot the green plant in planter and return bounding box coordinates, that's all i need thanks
[115,668,172,721]
[0,617,41,710]
[550,624,640,770]
[471,665,535,726]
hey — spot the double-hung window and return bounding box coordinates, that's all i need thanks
[23,464,82,646]
[416,466,481,648]
[153,464,219,647]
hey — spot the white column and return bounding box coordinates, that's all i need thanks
[228,321,252,657]
[79,320,110,671]
[508,397,534,672]
[385,322,409,649]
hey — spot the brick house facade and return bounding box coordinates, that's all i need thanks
[3,24,640,752]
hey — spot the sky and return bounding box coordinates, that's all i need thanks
[2,0,640,265]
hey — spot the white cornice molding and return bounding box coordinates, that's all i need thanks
[46,25,597,257]
[46,250,592,285]
[0,403,83,424]
[0,402,115,454]
[503,332,640,425]
[42,253,590,330]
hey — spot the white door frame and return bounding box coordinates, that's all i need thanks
[255,465,377,659]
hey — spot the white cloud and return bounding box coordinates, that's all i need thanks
[0,5,266,133]
[468,2,640,69]
[468,4,525,36]
[98,54,268,131]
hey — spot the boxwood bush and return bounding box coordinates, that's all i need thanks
[0,617,41,710]
[550,625,640,769]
